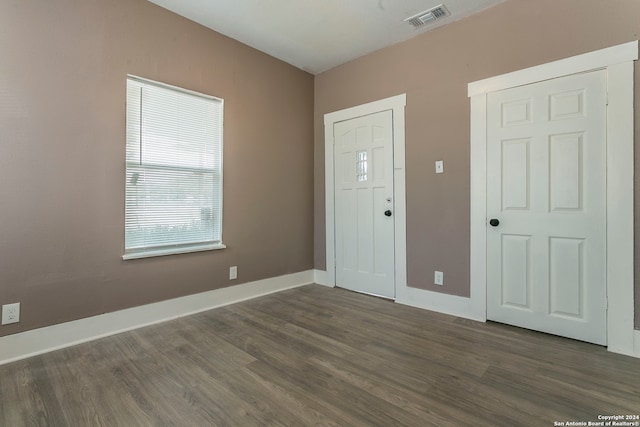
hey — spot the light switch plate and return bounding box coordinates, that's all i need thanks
[435,160,444,174]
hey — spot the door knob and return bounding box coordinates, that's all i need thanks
[384,210,392,217]
[489,218,500,227]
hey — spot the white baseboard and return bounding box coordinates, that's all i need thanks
[0,270,314,365]
[609,329,640,359]
[396,285,486,322]
[313,269,334,287]
[634,330,640,358]
[396,285,640,359]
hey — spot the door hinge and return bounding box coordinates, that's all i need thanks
[606,92,609,106]
[604,297,608,310]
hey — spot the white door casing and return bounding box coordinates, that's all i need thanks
[334,111,395,298]
[469,41,637,356]
[323,94,407,297]
[486,71,607,345]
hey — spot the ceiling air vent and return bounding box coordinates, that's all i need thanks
[404,4,450,28]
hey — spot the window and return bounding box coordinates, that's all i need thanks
[356,150,368,182]
[123,76,224,260]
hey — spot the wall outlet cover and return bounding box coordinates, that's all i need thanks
[1,303,20,325]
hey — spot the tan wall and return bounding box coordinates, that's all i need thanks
[0,0,314,337]
[314,0,640,325]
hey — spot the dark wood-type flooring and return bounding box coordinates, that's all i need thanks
[1,284,639,426]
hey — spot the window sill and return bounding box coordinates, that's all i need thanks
[122,243,226,260]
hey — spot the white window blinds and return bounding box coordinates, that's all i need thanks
[124,76,224,259]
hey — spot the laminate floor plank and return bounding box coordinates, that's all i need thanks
[13,358,66,427]
[0,361,27,426]
[305,355,462,427]
[1,284,639,426]
[225,303,451,401]
[158,343,326,427]
[244,360,366,427]
[40,349,121,427]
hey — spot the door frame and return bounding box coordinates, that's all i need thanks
[323,94,407,296]
[468,41,638,356]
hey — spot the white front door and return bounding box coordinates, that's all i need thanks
[334,110,395,298]
[486,70,607,345]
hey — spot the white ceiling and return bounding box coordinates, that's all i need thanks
[148,0,505,74]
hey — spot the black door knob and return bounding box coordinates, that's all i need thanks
[384,210,392,217]
[489,218,500,227]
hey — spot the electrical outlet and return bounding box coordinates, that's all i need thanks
[2,303,20,325]
[434,271,444,286]
[229,266,238,280]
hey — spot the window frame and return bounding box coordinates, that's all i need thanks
[122,75,225,260]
